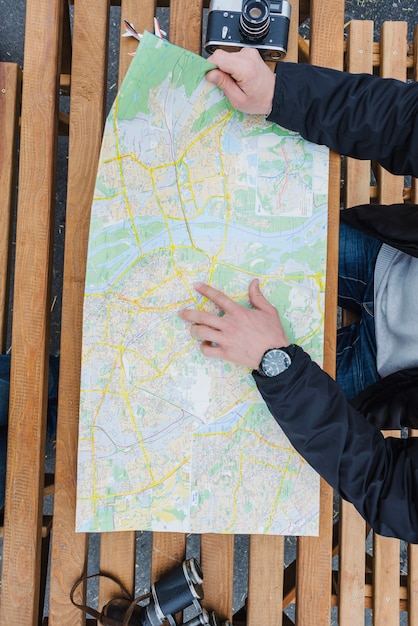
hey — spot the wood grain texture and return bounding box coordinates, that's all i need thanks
[0,63,21,351]
[378,21,408,204]
[295,0,345,624]
[371,23,407,626]
[345,21,374,209]
[201,533,234,621]
[411,25,418,204]
[0,0,63,622]
[247,535,284,624]
[169,0,204,54]
[338,25,374,624]
[119,0,157,87]
[48,2,110,624]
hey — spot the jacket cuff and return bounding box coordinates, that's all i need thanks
[252,344,310,388]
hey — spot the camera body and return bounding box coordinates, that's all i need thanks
[205,0,291,61]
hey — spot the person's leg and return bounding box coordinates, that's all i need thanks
[337,222,382,399]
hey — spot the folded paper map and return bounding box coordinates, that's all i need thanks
[76,32,329,534]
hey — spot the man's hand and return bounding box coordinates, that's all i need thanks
[206,48,276,115]
[179,279,290,369]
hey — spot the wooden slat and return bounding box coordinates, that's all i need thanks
[0,0,63,622]
[99,532,136,610]
[0,63,21,351]
[247,3,299,621]
[377,21,408,204]
[151,532,187,582]
[169,0,204,55]
[96,2,159,609]
[339,504,367,625]
[294,1,344,624]
[371,21,407,626]
[373,526,400,626]
[201,534,234,621]
[247,535,284,624]
[119,0,156,86]
[412,25,418,204]
[286,0,300,63]
[409,434,418,624]
[170,1,233,620]
[409,37,418,626]
[338,21,374,625]
[345,21,374,208]
[48,2,111,624]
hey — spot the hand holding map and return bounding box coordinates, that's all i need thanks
[206,48,276,115]
[179,280,290,369]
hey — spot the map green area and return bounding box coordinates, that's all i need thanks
[76,32,329,535]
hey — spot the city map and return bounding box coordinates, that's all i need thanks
[76,32,329,535]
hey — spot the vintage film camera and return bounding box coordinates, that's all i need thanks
[205,0,291,61]
[101,558,232,626]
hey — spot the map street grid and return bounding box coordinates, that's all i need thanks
[76,32,329,535]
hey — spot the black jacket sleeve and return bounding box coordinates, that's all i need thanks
[253,346,418,543]
[341,204,418,257]
[268,62,418,178]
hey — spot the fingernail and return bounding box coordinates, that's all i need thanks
[194,282,203,289]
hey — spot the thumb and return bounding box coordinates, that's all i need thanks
[248,278,271,311]
[206,69,245,107]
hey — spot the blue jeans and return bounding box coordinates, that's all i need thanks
[0,355,59,509]
[336,221,382,400]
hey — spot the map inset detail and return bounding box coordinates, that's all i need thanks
[76,32,328,535]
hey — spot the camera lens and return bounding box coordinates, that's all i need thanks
[240,0,270,41]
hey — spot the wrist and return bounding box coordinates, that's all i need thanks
[264,74,276,116]
[257,344,296,377]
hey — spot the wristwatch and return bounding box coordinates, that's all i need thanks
[257,345,296,377]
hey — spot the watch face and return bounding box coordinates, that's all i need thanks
[261,348,292,377]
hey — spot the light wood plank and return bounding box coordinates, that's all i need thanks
[169,2,233,621]
[151,532,187,582]
[372,23,407,626]
[95,1,158,605]
[378,21,408,204]
[286,0,300,64]
[245,5,299,622]
[48,2,111,624]
[345,21,374,209]
[0,63,21,351]
[0,0,63,622]
[201,534,234,621]
[296,1,344,624]
[170,0,204,54]
[119,0,156,86]
[338,22,374,625]
[247,535,284,625]
[373,524,400,626]
[409,31,418,621]
[339,502,367,625]
[99,532,136,608]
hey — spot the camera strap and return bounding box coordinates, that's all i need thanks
[70,572,152,626]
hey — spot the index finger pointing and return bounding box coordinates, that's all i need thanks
[194,282,236,312]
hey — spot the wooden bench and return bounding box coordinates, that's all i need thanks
[0,1,416,624]
[0,62,20,352]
